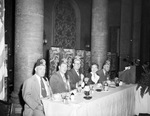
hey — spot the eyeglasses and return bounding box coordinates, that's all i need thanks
[74,63,81,65]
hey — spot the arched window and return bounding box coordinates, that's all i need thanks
[52,0,80,49]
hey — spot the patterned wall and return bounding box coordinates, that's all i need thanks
[49,47,91,78]
[54,0,76,48]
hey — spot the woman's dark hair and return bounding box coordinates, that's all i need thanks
[91,63,99,69]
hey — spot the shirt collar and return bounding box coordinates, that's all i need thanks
[103,69,106,75]
[59,71,65,78]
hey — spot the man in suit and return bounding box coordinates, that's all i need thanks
[22,58,53,116]
[50,59,71,94]
[66,57,84,90]
[136,61,150,83]
[97,61,110,83]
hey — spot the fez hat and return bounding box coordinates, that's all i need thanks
[73,56,81,63]
[35,58,46,68]
[58,58,68,66]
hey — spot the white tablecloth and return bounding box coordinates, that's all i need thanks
[42,84,136,116]
[135,86,150,115]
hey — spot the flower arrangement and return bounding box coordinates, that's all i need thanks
[136,72,150,98]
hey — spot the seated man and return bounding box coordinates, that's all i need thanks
[142,61,150,74]
[97,60,110,83]
[22,58,53,116]
[50,59,71,94]
[119,65,136,84]
[66,57,84,90]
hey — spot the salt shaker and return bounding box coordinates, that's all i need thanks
[70,93,75,101]
[103,81,109,91]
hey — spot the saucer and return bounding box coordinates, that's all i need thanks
[102,90,109,92]
[109,84,116,88]
[83,96,92,100]
[52,98,62,102]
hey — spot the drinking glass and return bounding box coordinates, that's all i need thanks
[76,82,82,92]
[84,90,90,97]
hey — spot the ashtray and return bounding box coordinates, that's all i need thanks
[95,89,102,92]
[83,96,92,100]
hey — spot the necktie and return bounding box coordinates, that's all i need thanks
[40,78,47,97]
[76,70,79,76]
[66,79,71,92]
[62,75,70,91]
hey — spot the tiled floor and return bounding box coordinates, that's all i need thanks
[11,113,21,116]
[139,114,150,116]
[10,111,22,116]
[10,113,150,116]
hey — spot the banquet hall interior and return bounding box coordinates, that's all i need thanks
[0,0,150,116]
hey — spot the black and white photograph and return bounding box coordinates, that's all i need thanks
[0,0,150,116]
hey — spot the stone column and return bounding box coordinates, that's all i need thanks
[11,0,44,113]
[91,0,109,69]
[132,0,141,60]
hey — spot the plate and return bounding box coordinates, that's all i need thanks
[83,96,92,100]
[52,97,63,101]
[102,90,109,92]
[109,84,116,88]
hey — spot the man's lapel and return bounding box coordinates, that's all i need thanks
[56,72,66,86]
[33,75,40,98]
[44,77,53,96]
[72,68,79,77]
[72,68,81,81]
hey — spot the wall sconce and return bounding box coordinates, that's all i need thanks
[85,44,90,48]
[43,30,47,45]
[43,38,48,45]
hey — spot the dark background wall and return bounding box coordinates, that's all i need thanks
[108,0,121,27]
[43,0,92,59]
[5,0,15,92]
[141,0,150,62]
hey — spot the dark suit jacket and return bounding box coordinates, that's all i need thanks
[136,65,148,83]
[66,68,81,90]
[50,71,69,94]
[119,66,136,84]
[22,75,52,116]
[96,69,107,83]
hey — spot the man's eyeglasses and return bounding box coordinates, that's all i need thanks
[74,63,81,65]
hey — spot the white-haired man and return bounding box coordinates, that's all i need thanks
[22,58,53,116]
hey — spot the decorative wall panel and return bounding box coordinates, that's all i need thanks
[62,49,75,70]
[49,47,91,78]
[75,50,85,74]
[49,47,61,77]
[53,0,76,48]
[85,51,91,76]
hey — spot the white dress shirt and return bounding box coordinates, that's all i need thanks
[91,72,100,84]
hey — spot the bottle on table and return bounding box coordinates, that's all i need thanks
[103,81,109,91]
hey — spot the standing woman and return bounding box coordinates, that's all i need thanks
[86,63,100,85]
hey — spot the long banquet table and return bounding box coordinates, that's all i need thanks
[42,84,136,116]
